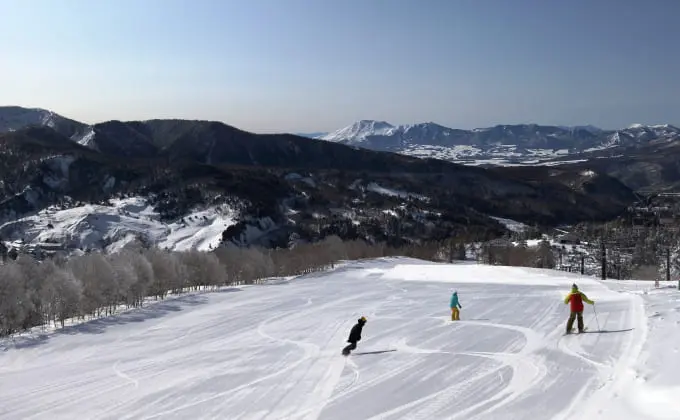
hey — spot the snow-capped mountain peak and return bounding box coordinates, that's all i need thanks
[625,123,679,132]
[618,123,680,143]
[651,124,678,130]
[320,120,395,142]
[401,121,449,132]
[318,119,680,164]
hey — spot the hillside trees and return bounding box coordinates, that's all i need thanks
[572,221,680,280]
[0,263,28,336]
[478,238,559,269]
[0,236,441,338]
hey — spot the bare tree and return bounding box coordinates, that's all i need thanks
[68,253,114,317]
[144,248,185,297]
[534,240,556,269]
[179,250,225,290]
[43,262,82,328]
[1,236,503,337]
[128,251,154,306]
[0,263,29,336]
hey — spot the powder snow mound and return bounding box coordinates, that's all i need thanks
[0,258,659,419]
[0,196,237,254]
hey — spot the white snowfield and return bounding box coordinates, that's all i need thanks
[0,258,676,419]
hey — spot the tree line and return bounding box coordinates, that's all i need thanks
[6,230,622,338]
[0,236,443,338]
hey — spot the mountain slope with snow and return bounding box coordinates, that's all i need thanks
[296,131,329,139]
[1,258,671,419]
[320,120,397,143]
[0,106,92,143]
[4,106,679,168]
[320,120,680,166]
[0,196,236,255]
[1,125,639,253]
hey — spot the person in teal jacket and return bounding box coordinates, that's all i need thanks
[450,291,462,321]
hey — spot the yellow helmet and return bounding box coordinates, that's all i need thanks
[360,316,367,322]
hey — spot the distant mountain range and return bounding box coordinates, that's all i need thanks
[4,106,677,168]
[311,120,680,166]
[0,105,640,256]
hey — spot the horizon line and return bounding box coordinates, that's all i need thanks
[1,104,677,135]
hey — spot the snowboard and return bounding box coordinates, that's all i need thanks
[343,349,396,356]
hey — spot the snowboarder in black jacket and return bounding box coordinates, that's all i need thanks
[342,316,367,356]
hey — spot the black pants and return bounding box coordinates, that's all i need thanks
[342,341,357,354]
[566,311,584,332]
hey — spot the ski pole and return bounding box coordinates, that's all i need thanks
[593,303,601,331]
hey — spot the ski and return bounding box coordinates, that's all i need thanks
[564,327,588,335]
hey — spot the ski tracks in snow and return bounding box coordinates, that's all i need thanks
[557,292,647,420]
[139,294,355,420]
[0,260,650,420]
[112,360,139,388]
[365,320,550,420]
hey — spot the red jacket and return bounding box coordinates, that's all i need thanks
[565,291,594,312]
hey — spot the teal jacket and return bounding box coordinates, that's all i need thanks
[450,292,461,309]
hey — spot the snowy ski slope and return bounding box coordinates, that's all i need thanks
[0,258,672,419]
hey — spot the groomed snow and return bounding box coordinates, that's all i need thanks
[1,258,670,419]
[0,197,236,253]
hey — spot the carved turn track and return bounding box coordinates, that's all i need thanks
[0,259,643,419]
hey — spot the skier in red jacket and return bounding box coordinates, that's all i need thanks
[564,283,594,334]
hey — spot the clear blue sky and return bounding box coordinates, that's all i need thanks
[2,0,678,133]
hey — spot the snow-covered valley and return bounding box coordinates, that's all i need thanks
[400,143,577,166]
[1,258,675,419]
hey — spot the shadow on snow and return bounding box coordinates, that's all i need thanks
[354,349,398,355]
[2,287,243,351]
